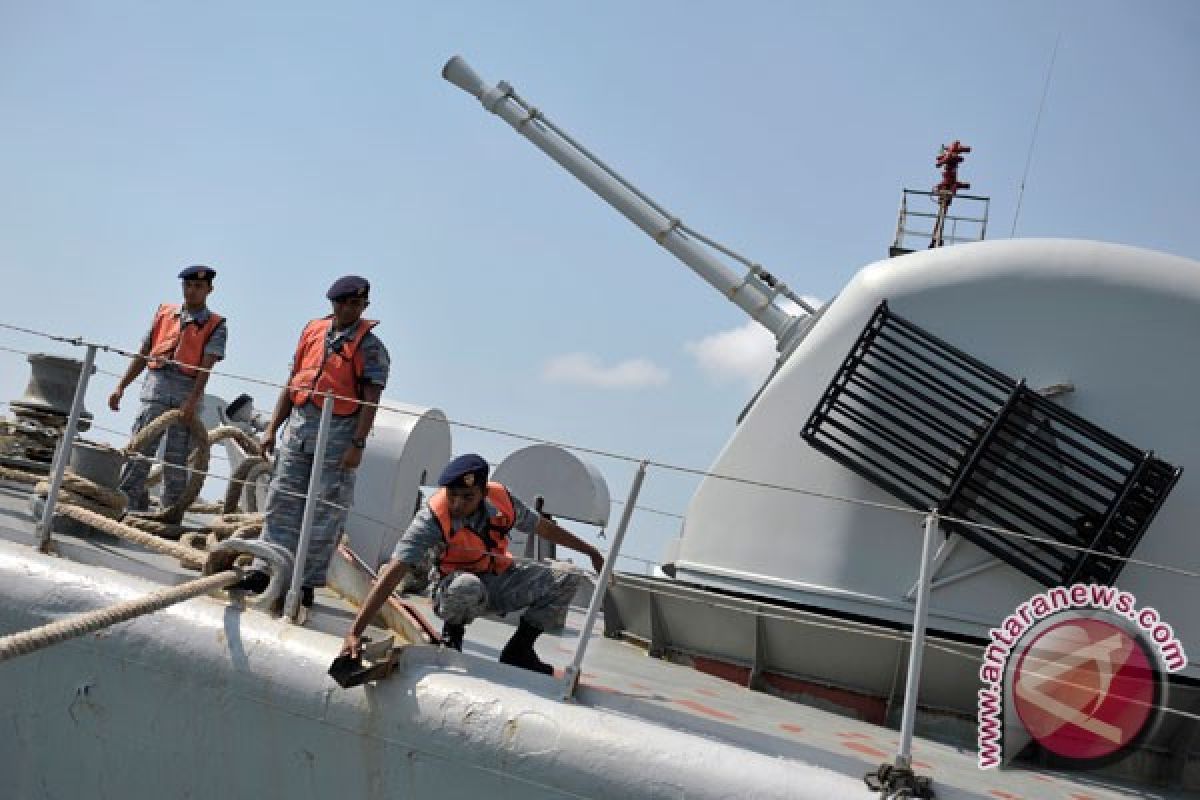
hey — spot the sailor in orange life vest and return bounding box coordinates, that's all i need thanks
[109,265,227,511]
[340,454,606,675]
[236,275,389,608]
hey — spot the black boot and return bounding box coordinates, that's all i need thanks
[232,570,270,594]
[441,622,465,652]
[499,619,553,675]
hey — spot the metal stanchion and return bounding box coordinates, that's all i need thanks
[36,344,97,553]
[896,511,939,767]
[284,392,333,621]
[866,511,938,799]
[560,459,647,701]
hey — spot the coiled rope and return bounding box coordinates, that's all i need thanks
[145,423,259,491]
[125,409,210,525]
[223,455,271,514]
[35,473,126,519]
[0,464,43,486]
[58,504,208,570]
[25,407,267,566]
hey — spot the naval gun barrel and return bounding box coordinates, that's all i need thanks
[442,56,814,352]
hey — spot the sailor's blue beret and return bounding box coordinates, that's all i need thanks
[438,453,490,489]
[178,265,216,281]
[326,275,370,301]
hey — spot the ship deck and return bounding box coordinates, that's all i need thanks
[0,480,1187,799]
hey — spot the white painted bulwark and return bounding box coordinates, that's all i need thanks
[0,541,862,799]
[677,239,1200,679]
[343,402,451,570]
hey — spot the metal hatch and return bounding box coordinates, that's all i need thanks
[801,301,1183,587]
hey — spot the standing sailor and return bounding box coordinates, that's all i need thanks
[339,453,605,675]
[241,275,389,608]
[109,265,227,511]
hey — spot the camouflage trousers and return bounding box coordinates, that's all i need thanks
[118,398,193,511]
[258,437,356,588]
[432,562,580,632]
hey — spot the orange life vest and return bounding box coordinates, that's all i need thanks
[431,482,517,575]
[147,304,224,377]
[288,317,379,416]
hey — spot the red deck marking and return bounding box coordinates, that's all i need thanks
[837,731,872,740]
[628,681,653,691]
[694,687,720,698]
[675,699,738,721]
[842,741,890,760]
[779,723,805,735]
[1070,795,1097,800]
[1031,775,1054,783]
[582,682,621,694]
[988,791,1022,799]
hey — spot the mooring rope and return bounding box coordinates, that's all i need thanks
[0,568,243,663]
[0,465,41,486]
[0,409,289,664]
[57,504,208,569]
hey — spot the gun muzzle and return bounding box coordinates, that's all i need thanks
[442,55,485,99]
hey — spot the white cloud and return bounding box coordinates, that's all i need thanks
[542,352,669,389]
[686,297,822,385]
[685,321,777,385]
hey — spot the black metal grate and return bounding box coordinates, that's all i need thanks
[801,301,1182,587]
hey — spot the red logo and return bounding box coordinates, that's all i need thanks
[1012,618,1157,761]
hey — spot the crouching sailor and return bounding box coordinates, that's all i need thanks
[340,454,605,674]
[237,275,389,608]
[109,265,227,511]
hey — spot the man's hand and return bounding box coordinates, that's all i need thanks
[589,547,605,574]
[260,428,278,457]
[340,445,363,470]
[179,396,198,426]
[339,631,363,659]
[108,388,123,412]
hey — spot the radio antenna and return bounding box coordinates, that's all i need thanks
[1010,34,1061,237]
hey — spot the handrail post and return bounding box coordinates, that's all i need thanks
[36,344,97,553]
[284,392,334,621]
[895,510,939,768]
[560,459,647,701]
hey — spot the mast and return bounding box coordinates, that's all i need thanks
[889,141,989,258]
[442,56,813,353]
[930,140,971,248]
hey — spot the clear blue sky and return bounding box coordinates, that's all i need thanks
[2,1,1197,569]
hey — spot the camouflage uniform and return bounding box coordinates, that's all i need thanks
[258,321,389,588]
[118,306,227,511]
[393,490,580,630]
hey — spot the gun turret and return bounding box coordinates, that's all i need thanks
[442,56,814,353]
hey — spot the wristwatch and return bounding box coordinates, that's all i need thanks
[351,437,367,449]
